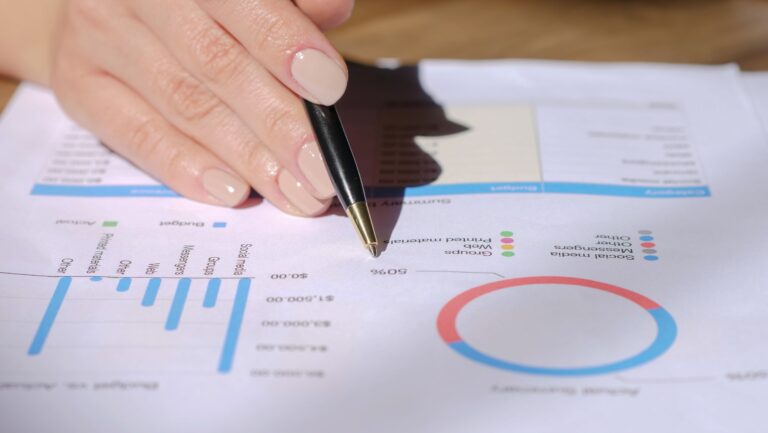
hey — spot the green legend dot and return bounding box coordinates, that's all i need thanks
[502,251,515,257]
[500,231,513,237]
[102,221,118,227]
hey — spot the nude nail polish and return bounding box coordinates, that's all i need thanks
[202,169,249,207]
[278,170,328,215]
[291,49,347,106]
[298,141,335,199]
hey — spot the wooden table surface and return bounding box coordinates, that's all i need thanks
[2,0,768,111]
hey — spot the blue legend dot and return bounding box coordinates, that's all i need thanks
[213,222,227,228]
[644,255,659,261]
[640,235,654,241]
[90,276,103,282]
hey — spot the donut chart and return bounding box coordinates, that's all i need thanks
[437,276,677,376]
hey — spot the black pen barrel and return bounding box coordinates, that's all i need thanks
[304,101,366,209]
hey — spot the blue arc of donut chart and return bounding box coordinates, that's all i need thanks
[437,276,677,376]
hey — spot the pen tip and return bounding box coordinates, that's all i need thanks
[367,244,380,258]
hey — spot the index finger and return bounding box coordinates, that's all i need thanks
[195,0,348,106]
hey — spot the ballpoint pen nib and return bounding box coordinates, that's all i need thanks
[346,202,379,258]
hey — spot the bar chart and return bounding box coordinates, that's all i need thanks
[25,275,251,374]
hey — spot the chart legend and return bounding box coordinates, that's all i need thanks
[499,231,515,257]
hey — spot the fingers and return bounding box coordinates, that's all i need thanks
[51,0,346,217]
[64,9,332,216]
[294,0,355,30]
[52,65,250,208]
[125,1,337,203]
[190,0,347,106]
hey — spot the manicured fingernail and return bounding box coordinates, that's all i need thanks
[291,48,347,105]
[278,170,328,215]
[202,169,249,207]
[298,141,335,199]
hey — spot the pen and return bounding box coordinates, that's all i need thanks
[303,100,379,257]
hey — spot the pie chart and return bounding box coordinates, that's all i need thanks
[437,276,677,376]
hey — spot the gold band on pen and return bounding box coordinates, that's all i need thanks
[345,202,379,256]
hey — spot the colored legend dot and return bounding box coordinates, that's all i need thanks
[212,222,227,228]
[102,221,118,227]
[499,230,515,257]
[90,276,102,282]
[639,231,658,261]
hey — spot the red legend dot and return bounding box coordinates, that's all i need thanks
[501,238,514,244]
[641,242,656,248]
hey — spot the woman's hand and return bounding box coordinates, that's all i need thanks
[46,0,353,215]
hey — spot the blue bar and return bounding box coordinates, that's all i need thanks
[142,278,161,307]
[30,184,178,197]
[31,181,710,199]
[368,182,710,198]
[542,182,711,198]
[218,278,251,373]
[368,182,543,198]
[165,278,190,331]
[28,277,72,355]
[116,277,132,292]
[204,278,220,308]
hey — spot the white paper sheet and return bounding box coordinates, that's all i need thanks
[1,61,767,433]
[743,71,768,133]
